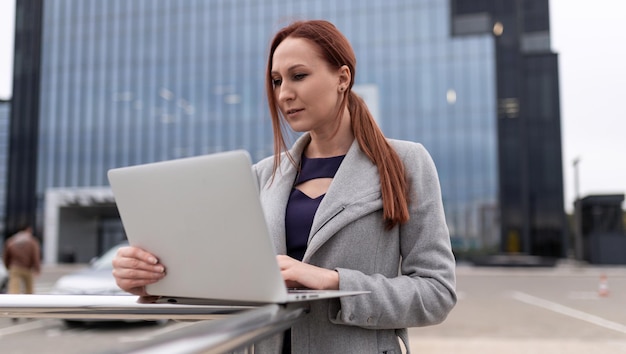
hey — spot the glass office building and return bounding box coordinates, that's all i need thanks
[0,100,9,236]
[36,0,497,254]
[4,0,564,261]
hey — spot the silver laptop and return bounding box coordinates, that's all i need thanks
[107,150,367,305]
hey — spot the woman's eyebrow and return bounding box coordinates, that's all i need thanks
[271,64,307,75]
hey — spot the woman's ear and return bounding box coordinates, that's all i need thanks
[338,65,351,91]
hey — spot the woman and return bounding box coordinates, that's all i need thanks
[113,20,456,353]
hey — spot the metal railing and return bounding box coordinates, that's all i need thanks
[0,294,306,353]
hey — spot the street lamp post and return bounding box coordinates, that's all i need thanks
[572,157,582,261]
[573,157,581,200]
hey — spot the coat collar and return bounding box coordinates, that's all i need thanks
[265,133,384,262]
[303,136,382,261]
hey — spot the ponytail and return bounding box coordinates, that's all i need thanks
[349,92,410,229]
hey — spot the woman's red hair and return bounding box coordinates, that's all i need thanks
[266,20,409,229]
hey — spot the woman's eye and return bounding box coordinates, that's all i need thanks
[272,78,282,87]
[293,73,307,81]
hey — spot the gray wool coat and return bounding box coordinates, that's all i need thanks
[251,134,457,354]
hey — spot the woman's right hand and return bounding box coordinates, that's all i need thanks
[112,246,166,296]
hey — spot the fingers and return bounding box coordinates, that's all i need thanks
[112,267,164,285]
[114,246,160,267]
[276,255,309,287]
[113,247,165,271]
[284,280,305,289]
[275,255,339,290]
[112,246,166,295]
[276,254,294,270]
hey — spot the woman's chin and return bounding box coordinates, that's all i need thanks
[285,122,310,133]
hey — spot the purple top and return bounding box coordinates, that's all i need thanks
[284,154,345,261]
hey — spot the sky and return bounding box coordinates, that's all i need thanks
[0,0,624,212]
[549,0,626,211]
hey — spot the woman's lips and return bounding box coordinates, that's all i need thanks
[286,108,304,118]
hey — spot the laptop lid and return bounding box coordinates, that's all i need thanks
[107,150,367,304]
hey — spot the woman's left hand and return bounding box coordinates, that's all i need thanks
[276,255,339,290]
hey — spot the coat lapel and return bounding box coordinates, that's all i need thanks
[260,135,310,255]
[263,135,384,262]
[302,139,383,262]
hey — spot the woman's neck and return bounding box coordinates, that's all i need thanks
[306,109,353,158]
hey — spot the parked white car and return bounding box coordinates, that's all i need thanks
[52,242,166,326]
[52,243,129,296]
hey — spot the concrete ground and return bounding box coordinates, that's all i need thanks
[407,262,626,353]
[18,260,626,353]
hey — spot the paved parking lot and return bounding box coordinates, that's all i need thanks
[409,262,626,353]
[3,261,626,353]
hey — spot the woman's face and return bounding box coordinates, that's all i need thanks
[271,37,347,134]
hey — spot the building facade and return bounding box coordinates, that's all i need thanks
[0,99,10,237]
[451,0,566,257]
[4,0,43,241]
[5,0,565,262]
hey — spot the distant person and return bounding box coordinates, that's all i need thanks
[3,225,41,295]
[112,20,456,353]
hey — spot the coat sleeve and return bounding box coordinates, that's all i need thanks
[331,142,457,329]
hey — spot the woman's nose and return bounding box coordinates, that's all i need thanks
[278,84,295,102]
